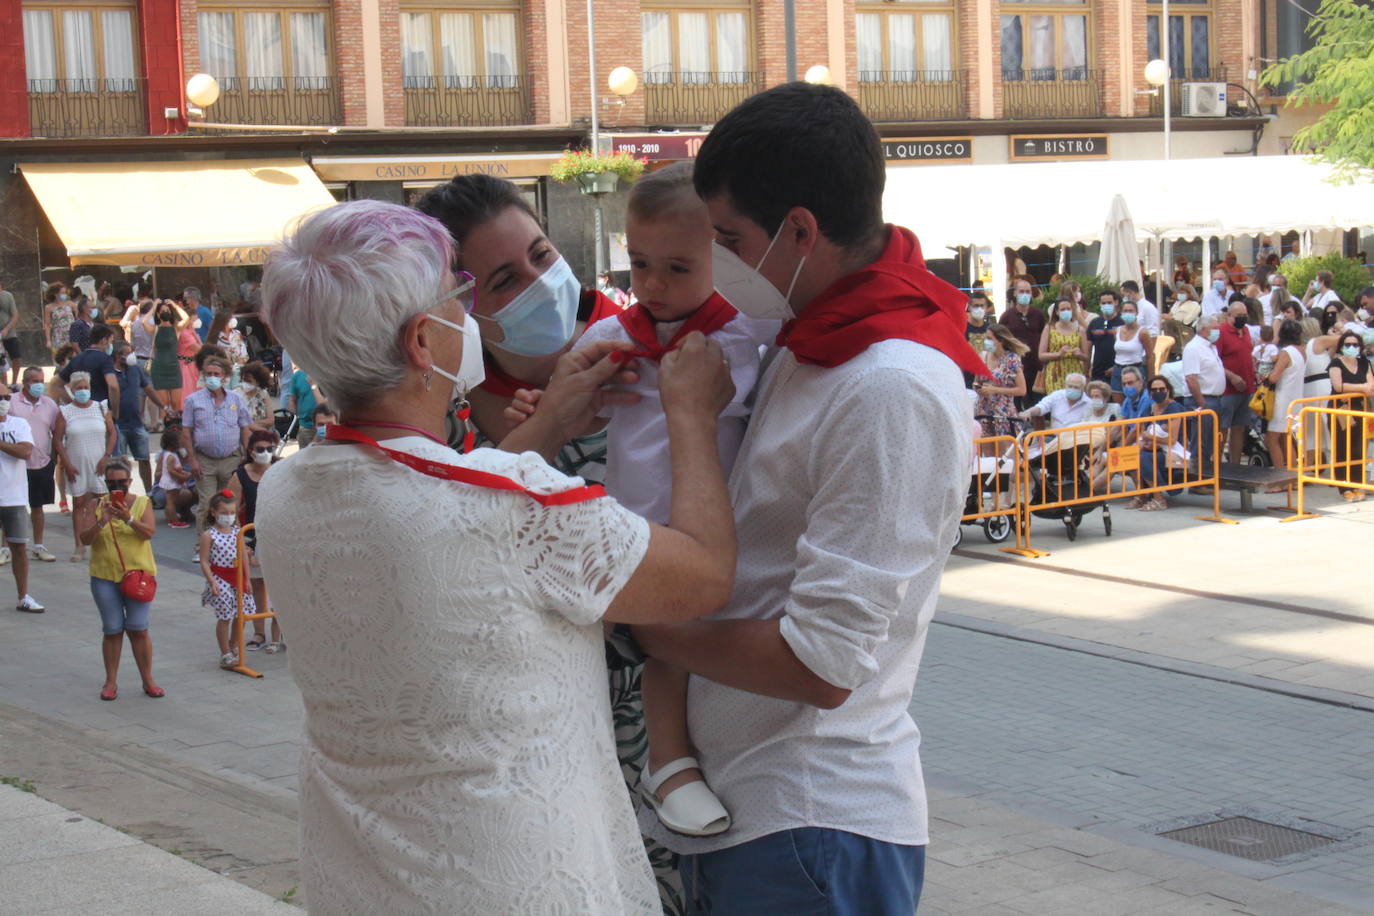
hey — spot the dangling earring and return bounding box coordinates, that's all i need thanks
[423,370,433,391]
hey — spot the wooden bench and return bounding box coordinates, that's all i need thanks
[1215,463,1297,512]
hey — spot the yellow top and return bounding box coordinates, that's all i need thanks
[89,495,157,583]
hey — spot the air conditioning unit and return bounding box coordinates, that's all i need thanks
[1181,82,1227,117]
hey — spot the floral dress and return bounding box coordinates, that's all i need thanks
[202,525,256,621]
[49,303,75,351]
[977,352,1023,438]
[1043,324,1086,393]
[219,330,249,367]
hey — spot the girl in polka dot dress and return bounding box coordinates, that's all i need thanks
[199,490,256,667]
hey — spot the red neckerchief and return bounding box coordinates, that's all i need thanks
[325,424,606,506]
[477,289,624,398]
[779,225,990,377]
[617,293,737,361]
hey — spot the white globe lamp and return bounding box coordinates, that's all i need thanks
[804,65,833,86]
[186,73,221,108]
[1143,59,1169,88]
[608,66,638,98]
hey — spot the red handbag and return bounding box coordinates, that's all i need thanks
[109,501,157,602]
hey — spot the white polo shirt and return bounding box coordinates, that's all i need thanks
[1182,334,1226,397]
[1035,387,1092,428]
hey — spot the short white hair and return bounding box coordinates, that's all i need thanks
[262,200,455,413]
[69,371,91,385]
[1065,372,1087,387]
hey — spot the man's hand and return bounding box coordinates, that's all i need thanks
[1225,371,1243,388]
[187,458,202,479]
[659,332,734,421]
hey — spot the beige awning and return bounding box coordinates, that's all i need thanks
[20,159,337,267]
[310,152,560,182]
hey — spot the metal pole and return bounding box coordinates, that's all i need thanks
[587,0,605,275]
[784,0,797,81]
[1162,0,1171,161]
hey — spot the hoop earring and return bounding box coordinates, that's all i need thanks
[423,370,432,391]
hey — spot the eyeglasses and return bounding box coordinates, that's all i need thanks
[1148,387,1169,394]
[434,271,477,315]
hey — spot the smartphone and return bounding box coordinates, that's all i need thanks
[110,490,125,508]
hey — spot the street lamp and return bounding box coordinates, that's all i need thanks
[1144,57,1171,161]
[185,72,220,119]
[804,65,833,86]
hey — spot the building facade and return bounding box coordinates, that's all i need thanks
[0,0,1320,353]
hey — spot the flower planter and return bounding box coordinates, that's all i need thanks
[574,171,620,196]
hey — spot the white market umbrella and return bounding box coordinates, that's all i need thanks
[1096,193,1141,286]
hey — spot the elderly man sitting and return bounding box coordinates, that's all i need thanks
[1019,372,1090,429]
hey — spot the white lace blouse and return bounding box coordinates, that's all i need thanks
[256,436,657,915]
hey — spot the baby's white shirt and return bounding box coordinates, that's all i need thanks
[579,310,775,524]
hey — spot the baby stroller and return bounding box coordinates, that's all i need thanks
[956,417,1020,547]
[1241,412,1272,467]
[274,408,298,443]
[1024,427,1112,542]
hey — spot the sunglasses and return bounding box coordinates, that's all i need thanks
[1149,387,1169,393]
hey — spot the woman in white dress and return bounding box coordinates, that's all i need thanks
[254,200,738,916]
[1299,316,1342,471]
[1264,319,1306,475]
[59,372,116,561]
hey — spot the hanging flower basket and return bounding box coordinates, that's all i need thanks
[550,149,646,195]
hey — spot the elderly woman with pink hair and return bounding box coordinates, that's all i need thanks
[255,200,738,914]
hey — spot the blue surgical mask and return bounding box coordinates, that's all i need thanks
[204,375,223,391]
[1016,293,1032,307]
[1058,309,1074,322]
[1100,303,1115,317]
[982,338,996,352]
[1090,397,1106,412]
[104,344,113,356]
[1122,384,1138,398]
[1121,312,1137,325]
[26,383,43,400]
[89,308,101,319]
[1066,387,1083,402]
[1207,329,1221,343]
[484,257,580,356]
[72,389,91,404]
[1343,345,1361,358]
[1213,280,1226,293]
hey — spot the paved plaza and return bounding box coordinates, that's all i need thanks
[0,483,1370,913]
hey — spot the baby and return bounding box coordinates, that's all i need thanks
[576,162,774,835]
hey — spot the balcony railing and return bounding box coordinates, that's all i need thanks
[858,70,969,121]
[644,71,761,126]
[27,78,147,138]
[1002,68,1105,119]
[208,76,341,127]
[1149,66,1228,116]
[403,75,531,127]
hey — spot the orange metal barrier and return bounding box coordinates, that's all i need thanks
[226,524,279,679]
[1266,392,1365,510]
[958,435,1020,545]
[1001,409,1235,558]
[1282,405,1374,521]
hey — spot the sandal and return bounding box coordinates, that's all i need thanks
[142,684,166,698]
[642,757,731,837]
[99,686,117,701]
[246,635,267,651]
[1140,496,1168,512]
[1127,495,1149,510]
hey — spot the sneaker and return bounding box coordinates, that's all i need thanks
[191,551,199,563]
[220,652,239,667]
[15,595,44,613]
[0,547,10,566]
[31,545,56,563]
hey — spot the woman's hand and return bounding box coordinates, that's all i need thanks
[660,332,735,421]
[95,457,107,476]
[110,500,132,523]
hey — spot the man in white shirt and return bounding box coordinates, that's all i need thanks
[1121,280,1160,336]
[0,383,44,612]
[634,83,982,914]
[1200,269,1232,320]
[9,367,63,563]
[1018,372,1090,429]
[1303,269,1342,315]
[1183,314,1227,478]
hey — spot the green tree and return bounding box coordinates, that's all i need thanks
[1260,0,1374,178]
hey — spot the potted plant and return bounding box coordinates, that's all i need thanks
[550,149,647,195]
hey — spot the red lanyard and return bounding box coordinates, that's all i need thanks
[324,425,607,507]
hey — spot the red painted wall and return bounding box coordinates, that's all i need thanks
[140,0,185,134]
[0,0,31,137]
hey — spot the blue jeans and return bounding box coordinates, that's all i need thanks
[681,828,925,915]
[114,421,150,461]
[91,577,151,635]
